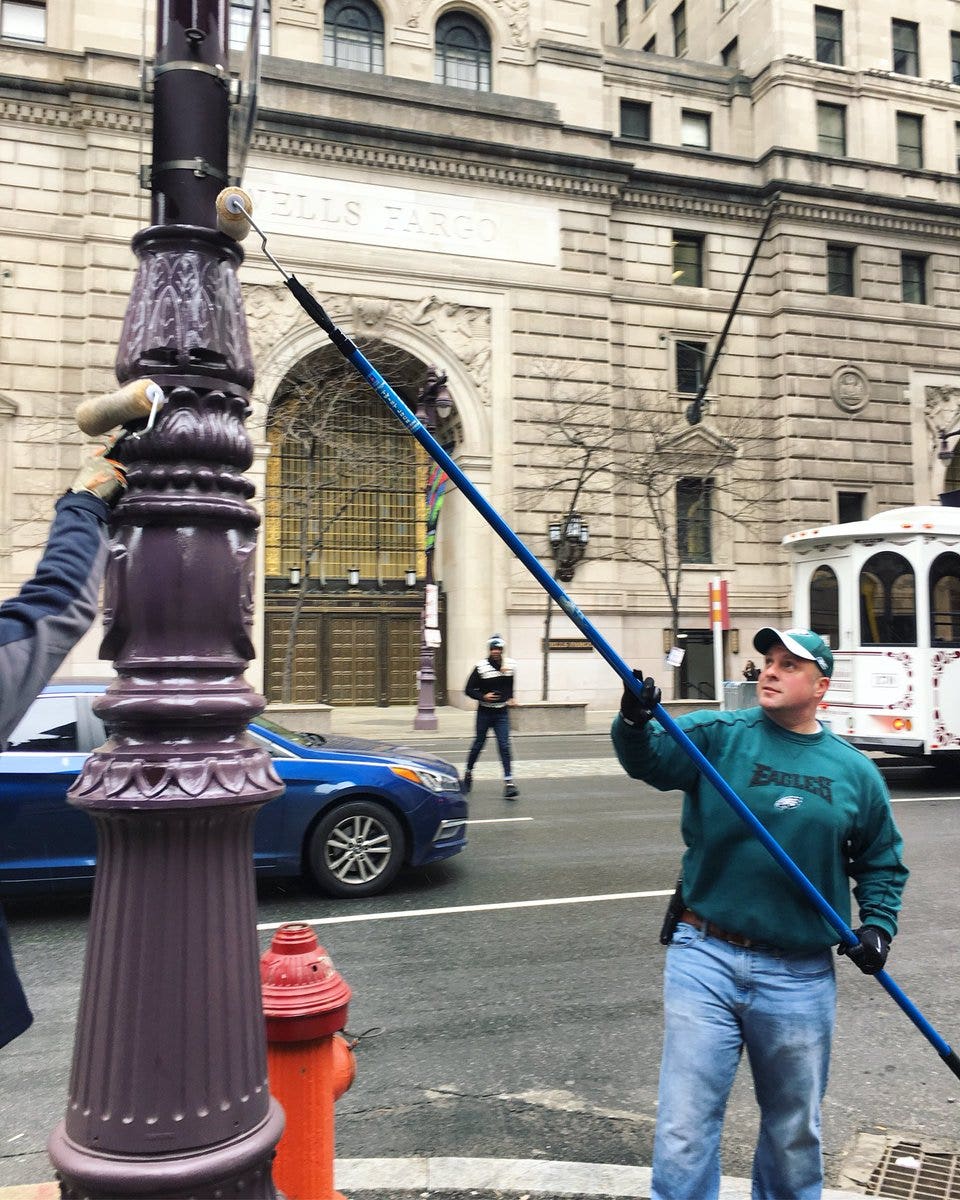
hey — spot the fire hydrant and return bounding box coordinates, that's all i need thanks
[260,922,356,1200]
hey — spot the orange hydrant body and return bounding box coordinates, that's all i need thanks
[260,923,355,1200]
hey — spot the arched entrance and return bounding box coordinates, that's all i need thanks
[262,338,459,705]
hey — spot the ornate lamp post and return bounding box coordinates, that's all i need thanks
[47,2,284,1197]
[413,367,452,731]
[548,512,590,582]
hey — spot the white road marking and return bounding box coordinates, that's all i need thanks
[890,794,960,803]
[257,888,674,931]
[464,816,533,824]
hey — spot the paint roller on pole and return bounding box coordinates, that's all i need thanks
[75,378,165,437]
[215,186,960,1081]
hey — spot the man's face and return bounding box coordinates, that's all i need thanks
[757,643,829,727]
[489,647,503,666]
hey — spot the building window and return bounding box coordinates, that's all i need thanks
[672,1,687,56]
[435,10,491,91]
[1,0,45,41]
[621,99,651,140]
[896,111,923,169]
[955,122,960,173]
[677,477,713,564]
[814,7,843,65]
[901,252,928,303]
[644,0,653,10]
[672,233,704,286]
[643,35,656,52]
[721,38,738,67]
[323,0,384,72]
[817,102,846,156]
[837,492,865,523]
[681,110,711,149]
[616,0,628,43]
[229,0,271,55]
[266,355,424,586]
[826,244,855,296]
[675,339,708,393]
[892,18,919,76]
[952,32,960,84]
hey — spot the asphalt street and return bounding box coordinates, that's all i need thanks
[1,731,959,1195]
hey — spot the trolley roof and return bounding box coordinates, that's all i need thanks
[783,505,960,552]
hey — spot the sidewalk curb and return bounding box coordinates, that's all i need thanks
[0,1158,867,1199]
[335,1156,866,1198]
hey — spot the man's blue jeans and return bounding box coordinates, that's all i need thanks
[467,706,511,777]
[652,922,836,1200]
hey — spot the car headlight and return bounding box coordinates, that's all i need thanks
[390,765,460,793]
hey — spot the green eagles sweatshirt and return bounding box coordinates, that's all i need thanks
[611,706,908,952]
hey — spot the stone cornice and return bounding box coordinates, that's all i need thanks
[0,83,144,134]
[774,197,960,239]
[620,189,766,223]
[0,94,73,128]
[622,189,960,237]
[5,80,960,232]
[250,127,625,199]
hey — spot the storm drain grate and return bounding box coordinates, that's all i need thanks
[863,1139,960,1199]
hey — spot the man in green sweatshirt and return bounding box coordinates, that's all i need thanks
[612,627,908,1200]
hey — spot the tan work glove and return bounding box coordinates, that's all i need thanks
[69,435,127,505]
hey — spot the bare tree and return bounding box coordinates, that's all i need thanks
[516,372,621,700]
[516,374,616,699]
[610,402,777,697]
[517,370,777,700]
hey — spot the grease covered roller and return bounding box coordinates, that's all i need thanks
[75,379,164,436]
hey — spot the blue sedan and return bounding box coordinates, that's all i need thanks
[0,683,467,898]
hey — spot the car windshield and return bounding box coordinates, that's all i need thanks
[254,716,327,749]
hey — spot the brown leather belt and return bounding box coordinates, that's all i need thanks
[679,908,767,950]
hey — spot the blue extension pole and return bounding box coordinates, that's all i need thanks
[270,270,960,1079]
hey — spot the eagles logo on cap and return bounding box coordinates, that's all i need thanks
[752,627,834,678]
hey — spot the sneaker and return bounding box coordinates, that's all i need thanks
[462,769,472,794]
[503,782,519,800]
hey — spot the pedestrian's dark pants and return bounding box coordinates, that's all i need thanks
[467,706,511,777]
[0,904,33,1051]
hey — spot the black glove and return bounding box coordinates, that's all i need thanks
[837,925,890,975]
[619,669,661,728]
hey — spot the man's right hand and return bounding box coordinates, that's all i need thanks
[70,436,127,506]
[619,669,661,728]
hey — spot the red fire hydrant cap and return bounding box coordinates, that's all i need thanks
[260,923,351,1041]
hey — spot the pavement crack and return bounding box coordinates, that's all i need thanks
[424,1085,655,1127]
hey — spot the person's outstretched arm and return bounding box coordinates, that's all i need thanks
[0,445,124,744]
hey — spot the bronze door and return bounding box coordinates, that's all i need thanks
[264,599,446,706]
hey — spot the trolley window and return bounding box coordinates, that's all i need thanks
[809,565,840,649]
[930,552,960,647]
[859,552,916,646]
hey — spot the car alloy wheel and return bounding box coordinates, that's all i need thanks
[308,799,406,898]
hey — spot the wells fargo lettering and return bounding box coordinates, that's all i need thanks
[244,169,560,265]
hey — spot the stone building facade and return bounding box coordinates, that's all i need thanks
[2,0,960,707]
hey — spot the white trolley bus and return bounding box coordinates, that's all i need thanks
[784,505,960,763]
